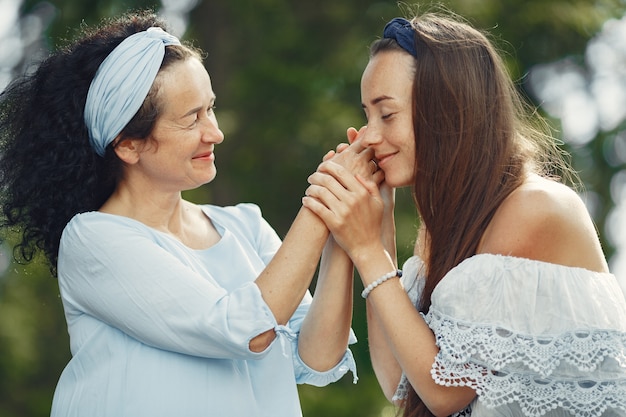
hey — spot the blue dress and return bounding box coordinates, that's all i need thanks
[51,203,356,417]
[394,254,626,417]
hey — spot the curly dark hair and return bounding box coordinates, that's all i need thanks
[0,10,201,275]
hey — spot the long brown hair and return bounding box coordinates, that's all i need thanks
[370,11,571,417]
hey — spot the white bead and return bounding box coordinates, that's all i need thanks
[361,269,402,298]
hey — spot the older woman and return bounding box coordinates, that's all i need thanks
[0,11,378,417]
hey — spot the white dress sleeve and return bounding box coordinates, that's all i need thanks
[425,254,626,417]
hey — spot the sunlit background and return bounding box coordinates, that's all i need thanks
[528,12,626,283]
[1,0,625,280]
[1,1,625,416]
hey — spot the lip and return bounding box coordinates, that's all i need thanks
[375,152,396,168]
[193,151,215,161]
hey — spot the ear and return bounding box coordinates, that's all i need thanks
[112,136,140,164]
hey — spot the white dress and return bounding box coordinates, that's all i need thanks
[394,254,626,417]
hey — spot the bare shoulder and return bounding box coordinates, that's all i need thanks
[478,174,609,273]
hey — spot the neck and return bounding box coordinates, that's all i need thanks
[99,182,188,232]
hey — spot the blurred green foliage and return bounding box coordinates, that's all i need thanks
[1,0,625,416]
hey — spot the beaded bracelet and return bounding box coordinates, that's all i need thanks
[361,269,402,299]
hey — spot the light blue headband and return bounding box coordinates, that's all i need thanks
[84,27,181,157]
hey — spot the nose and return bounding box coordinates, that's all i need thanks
[201,116,224,144]
[360,124,383,147]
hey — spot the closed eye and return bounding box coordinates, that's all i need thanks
[187,116,199,128]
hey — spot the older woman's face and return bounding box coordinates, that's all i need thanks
[135,58,224,192]
[360,50,416,188]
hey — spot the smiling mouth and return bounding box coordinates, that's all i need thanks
[193,152,214,160]
[375,153,395,167]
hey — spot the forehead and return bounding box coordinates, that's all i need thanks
[361,50,415,99]
[155,59,213,110]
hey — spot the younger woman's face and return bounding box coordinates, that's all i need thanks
[360,50,416,188]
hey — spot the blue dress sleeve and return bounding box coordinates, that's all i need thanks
[59,204,357,385]
[213,204,358,385]
[58,209,278,360]
[280,297,358,386]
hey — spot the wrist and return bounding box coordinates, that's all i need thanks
[351,247,397,287]
[349,242,388,269]
[361,269,402,298]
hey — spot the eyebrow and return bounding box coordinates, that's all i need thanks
[362,95,394,108]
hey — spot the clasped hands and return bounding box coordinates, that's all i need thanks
[302,127,388,259]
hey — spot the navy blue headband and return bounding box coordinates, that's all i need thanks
[383,17,418,58]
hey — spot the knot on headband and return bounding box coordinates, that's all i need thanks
[84,27,181,156]
[383,17,418,58]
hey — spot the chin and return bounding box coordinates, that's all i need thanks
[192,173,217,189]
[386,177,412,189]
[204,168,218,182]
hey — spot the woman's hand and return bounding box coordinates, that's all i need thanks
[321,126,362,161]
[320,127,382,184]
[303,160,385,260]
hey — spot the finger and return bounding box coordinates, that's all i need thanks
[369,159,378,174]
[346,127,359,144]
[348,137,374,159]
[322,150,336,162]
[358,144,375,160]
[355,174,383,199]
[305,183,340,207]
[315,161,364,192]
[348,140,365,154]
[336,143,349,153]
[302,195,334,224]
[302,194,350,232]
[346,128,366,153]
[304,180,353,225]
[307,169,360,203]
[348,126,369,153]
[372,169,385,185]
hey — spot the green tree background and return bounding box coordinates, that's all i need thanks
[1,0,625,416]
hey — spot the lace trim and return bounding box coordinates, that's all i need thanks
[451,406,472,417]
[427,310,626,377]
[426,309,626,417]
[392,374,472,416]
[392,374,410,402]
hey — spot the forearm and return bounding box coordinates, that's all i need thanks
[354,248,475,416]
[367,301,403,401]
[255,206,329,326]
[298,237,354,371]
[368,199,402,399]
[381,186,397,263]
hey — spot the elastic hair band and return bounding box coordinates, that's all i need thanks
[361,269,402,299]
[84,27,181,157]
[383,17,418,58]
